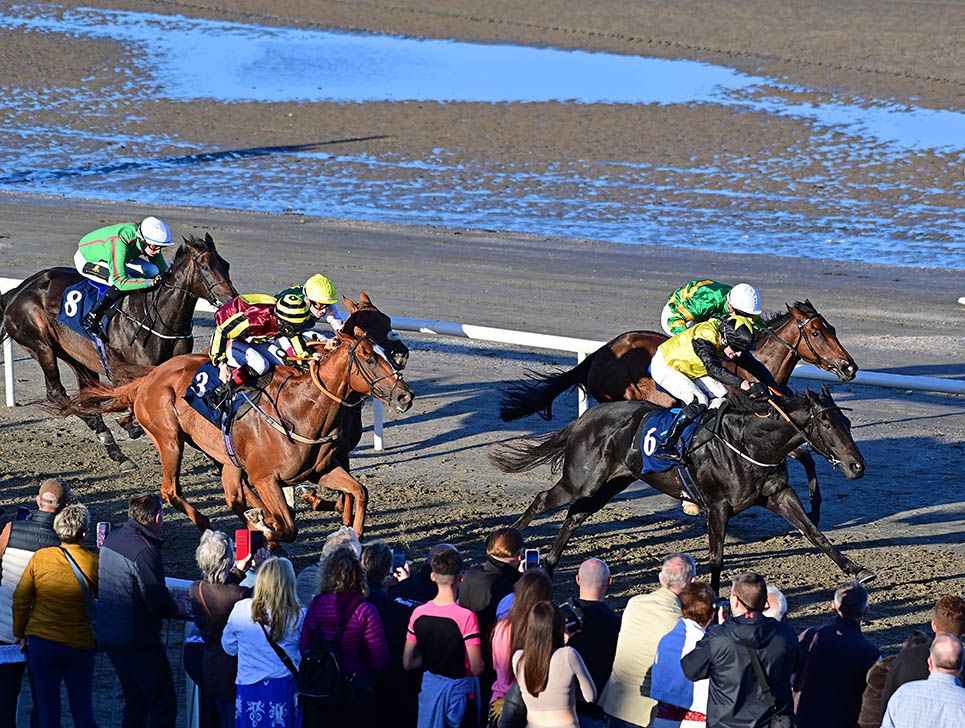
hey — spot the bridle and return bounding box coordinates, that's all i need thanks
[309,336,405,406]
[762,313,838,374]
[762,398,845,468]
[160,246,235,310]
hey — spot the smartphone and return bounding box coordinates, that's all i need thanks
[392,548,406,571]
[96,521,111,548]
[714,597,731,620]
[15,506,30,522]
[235,529,267,561]
[524,548,540,570]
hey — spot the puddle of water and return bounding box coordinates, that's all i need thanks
[0,4,962,269]
[2,4,963,152]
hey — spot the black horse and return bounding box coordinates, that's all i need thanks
[490,386,874,591]
[0,233,236,470]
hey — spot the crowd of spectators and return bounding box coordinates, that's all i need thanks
[0,480,962,728]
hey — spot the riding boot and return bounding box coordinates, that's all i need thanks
[81,286,125,336]
[211,366,254,404]
[656,401,707,461]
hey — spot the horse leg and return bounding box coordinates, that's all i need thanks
[221,464,251,525]
[63,354,136,471]
[317,467,368,536]
[543,476,636,574]
[150,425,211,533]
[764,487,875,583]
[706,500,733,594]
[791,449,822,527]
[245,473,298,542]
[513,477,577,531]
[116,411,144,440]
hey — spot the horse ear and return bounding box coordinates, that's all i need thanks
[342,296,358,314]
[205,232,214,246]
[359,291,372,306]
[820,383,832,400]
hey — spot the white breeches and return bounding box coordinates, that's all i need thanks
[225,340,284,375]
[651,349,728,406]
[660,302,697,337]
[74,249,159,284]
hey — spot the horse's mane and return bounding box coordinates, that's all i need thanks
[762,300,818,330]
[725,388,810,415]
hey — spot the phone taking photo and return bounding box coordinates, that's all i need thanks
[524,548,540,570]
[392,548,406,571]
[235,529,266,562]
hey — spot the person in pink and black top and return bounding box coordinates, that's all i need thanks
[300,546,390,728]
[404,547,484,728]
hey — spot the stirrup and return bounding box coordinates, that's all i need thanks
[81,313,101,336]
[656,446,683,462]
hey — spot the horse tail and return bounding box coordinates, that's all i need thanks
[499,353,596,422]
[43,377,145,418]
[488,422,575,474]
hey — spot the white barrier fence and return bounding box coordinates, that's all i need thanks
[2,278,963,453]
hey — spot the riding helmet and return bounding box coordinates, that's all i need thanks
[727,283,762,316]
[138,216,174,246]
[720,315,756,351]
[275,293,312,327]
[304,274,338,305]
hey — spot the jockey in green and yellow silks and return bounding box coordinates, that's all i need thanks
[660,280,763,336]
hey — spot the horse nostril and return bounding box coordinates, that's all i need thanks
[851,462,864,472]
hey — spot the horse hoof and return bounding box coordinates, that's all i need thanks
[294,484,318,498]
[855,568,877,584]
[119,459,137,472]
[126,425,144,440]
[244,508,264,525]
[96,431,114,445]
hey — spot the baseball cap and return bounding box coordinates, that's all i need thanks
[37,478,70,508]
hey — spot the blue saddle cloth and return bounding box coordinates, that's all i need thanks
[639,407,702,474]
[182,363,247,427]
[56,280,110,340]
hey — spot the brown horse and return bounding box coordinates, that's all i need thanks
[0,233,236,470]
[499,300,858,524]
[59,328,413,541]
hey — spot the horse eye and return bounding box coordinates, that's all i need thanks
[812,330,822,338]
[366,357,376,366]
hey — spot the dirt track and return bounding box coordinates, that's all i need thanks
[0,0,962,655]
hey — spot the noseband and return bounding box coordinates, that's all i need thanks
[763,315,837,372]
[309,336,404,405]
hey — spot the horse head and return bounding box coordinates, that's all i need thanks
[168,233,237,308]
[341,291,409,370]
[778,300,858,381]
[337,328,414,412]
[798,385,865,479]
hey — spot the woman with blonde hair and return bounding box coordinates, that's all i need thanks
[222,557,304,728]
[512,601,596,728]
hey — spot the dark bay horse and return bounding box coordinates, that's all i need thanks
[59,329,413,541]
[499,300,858,524]
[490,387,873,592]
[0,233,236,470]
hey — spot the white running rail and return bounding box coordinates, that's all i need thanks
[2,278,963,452]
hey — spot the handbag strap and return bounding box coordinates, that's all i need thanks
[59,547,96,624]
[259,621,299,678]
[197,582,213,619]
[742,643,777,711]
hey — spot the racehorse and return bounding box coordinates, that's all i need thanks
[490,386,873,592]
[0,234,236,470]
[58,328,414,541]
[499,300,857,525]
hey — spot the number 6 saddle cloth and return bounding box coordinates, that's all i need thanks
[636,407,704,474]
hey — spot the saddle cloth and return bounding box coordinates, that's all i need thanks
[638,407,703,474]
[56,279,110,340]
[182,363,248,427]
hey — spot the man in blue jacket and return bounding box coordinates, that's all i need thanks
[681,572,801,728]
[97,493,183,727]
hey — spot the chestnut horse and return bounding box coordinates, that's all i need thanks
[0,233,236,470]
[499,300,858,525]
[60,329,413,541]
[491,387,873,592]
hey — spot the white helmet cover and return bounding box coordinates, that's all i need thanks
[727,283,763,316]
[139,216,173,246]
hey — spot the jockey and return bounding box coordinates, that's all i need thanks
[74,217,174,335]
[208,292,314,399]
[660,280,763,336]
[277,273,345,335]
[651,315,781,461]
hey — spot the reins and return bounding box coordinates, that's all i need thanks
[762,314,830,370]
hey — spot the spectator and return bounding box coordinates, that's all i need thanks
[681,572,800,728]
[460,527,524,706]
[12,503,96,728]
[881,594,965,709]
[188,530,259,728]
[565,558,621,728]
[650,581,716,728]
[0,477,70,727]
[222,557,304,728]
[512,601,596,728]
[301,546,390,728]
[858,630,929,728]
[881,632,964,728]
[794,580,881,728]
[98,493,182,728]
[404,547,484,728]
[386,543,460,728]
[490,569,554,726]
[764,586,788,621]
[599,552,696,728]
[362,540,394,614]
[295,525,362,607]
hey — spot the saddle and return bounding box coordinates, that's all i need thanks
[182,365,273,429]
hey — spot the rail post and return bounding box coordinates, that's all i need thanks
[372,399,384,451]
[3,338,13,407]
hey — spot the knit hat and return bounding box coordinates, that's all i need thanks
[37,478,70,509]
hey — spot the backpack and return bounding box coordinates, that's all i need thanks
[261,597,364,706]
